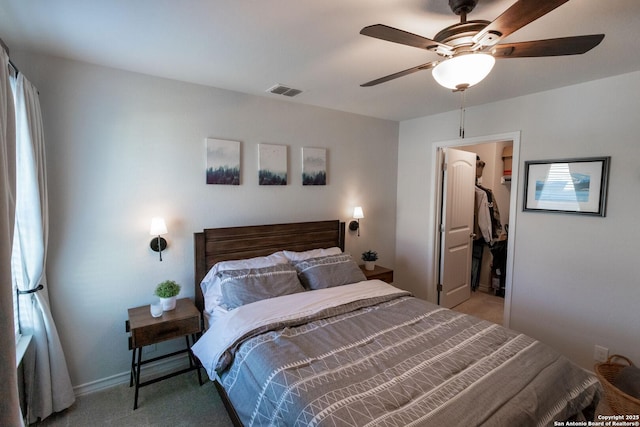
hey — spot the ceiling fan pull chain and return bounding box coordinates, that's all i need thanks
[459,90,466,139]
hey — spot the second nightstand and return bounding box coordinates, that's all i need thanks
[360,265,394,283]
[126,298,203,409]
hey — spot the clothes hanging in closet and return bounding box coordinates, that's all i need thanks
[474,184,502,244]
[472,184,503,291]
[476,184,502,244]
[474,186,492,244]
[471,238,485,291]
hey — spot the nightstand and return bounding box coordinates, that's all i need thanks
[126,298,203,409]
[360,265,394,283]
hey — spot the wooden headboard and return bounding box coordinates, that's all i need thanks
[193,220,345,313]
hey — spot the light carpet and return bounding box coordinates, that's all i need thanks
[31,371,233,427]
[451,289,505,325]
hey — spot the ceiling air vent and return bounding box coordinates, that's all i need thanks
[266,84,302,97]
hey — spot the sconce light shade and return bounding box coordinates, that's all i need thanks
[149,217,168,261]
[349,206,364,236]
[432,53,495,90]
[149,217,168,236]
[353,206,364,219]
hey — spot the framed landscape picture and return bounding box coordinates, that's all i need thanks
[523,156,610,216]
[206,138,240,185]
[302,147,326,186]
[259,143,287,185]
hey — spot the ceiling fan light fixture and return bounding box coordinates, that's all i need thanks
[432,53,495,90]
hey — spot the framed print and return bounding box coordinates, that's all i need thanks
[206,138,240,185]
[259,143,287,185]
[302,147,326,186]
[523,156,610,216]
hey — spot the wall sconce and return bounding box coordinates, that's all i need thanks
[149,217,168,261]
[349,206,364,237]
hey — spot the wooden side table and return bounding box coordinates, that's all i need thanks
[126,298,203,409]
[360,265,394,283]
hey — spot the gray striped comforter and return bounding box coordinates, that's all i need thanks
[205,285,600,426]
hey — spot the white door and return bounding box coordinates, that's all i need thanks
[438,147,476,308]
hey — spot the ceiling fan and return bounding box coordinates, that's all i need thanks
[360,0,604,91]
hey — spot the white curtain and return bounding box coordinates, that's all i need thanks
[12,73,75,423]
[0,47,23,427]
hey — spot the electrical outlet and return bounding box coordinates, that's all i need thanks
[594,345,608,362]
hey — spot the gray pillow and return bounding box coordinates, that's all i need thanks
[293,253,367,290]
[218,263,304,309]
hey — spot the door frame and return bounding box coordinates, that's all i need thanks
[431,131,521,327]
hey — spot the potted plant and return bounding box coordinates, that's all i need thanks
[154,280,181,311]
[362,250,378,271]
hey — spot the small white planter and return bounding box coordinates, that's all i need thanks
[364,261,376,271]
[160,296,177,311]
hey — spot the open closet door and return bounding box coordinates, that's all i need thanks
[438,147,476,308]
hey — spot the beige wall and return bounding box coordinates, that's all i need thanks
[12,52,399,390]
[396,71,640,370]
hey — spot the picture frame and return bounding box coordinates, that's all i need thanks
[259,143,287,185]
[206,138,241,185]
[523,156,610,216]
[302,147,327,186]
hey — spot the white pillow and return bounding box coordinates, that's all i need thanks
[202,304,229,330]
[200,251,288,316]
[283,247,342,262]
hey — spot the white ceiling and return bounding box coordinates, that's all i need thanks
[1,0,639,121]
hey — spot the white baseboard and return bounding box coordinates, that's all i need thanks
[73,353,191,397]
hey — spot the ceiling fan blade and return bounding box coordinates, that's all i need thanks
[361,62,438,87]
[492,34,604,58]
[474,0,570,46]
[360,24,450,53]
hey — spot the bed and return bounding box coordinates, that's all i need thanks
[192,220,601,426]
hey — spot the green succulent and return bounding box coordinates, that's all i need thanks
[154,280,181,298]
[361,250,378,262]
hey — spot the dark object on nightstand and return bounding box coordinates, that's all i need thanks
[360,265,394,284]
[126,298,203,409]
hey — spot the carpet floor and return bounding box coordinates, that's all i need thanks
[451,289,505,325]
[31,371,233,427]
